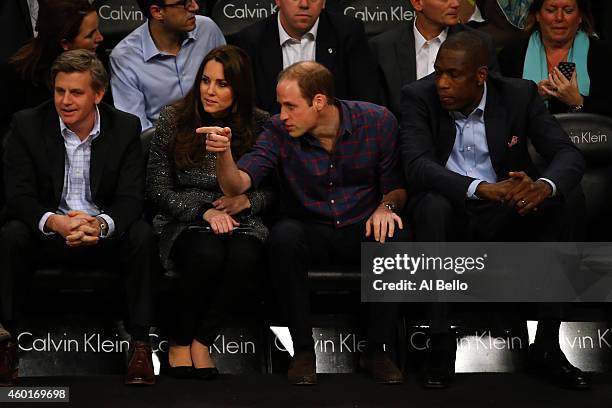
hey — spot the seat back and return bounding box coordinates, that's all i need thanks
[212,0,276,40]
[93,0,146,49]
[555,113,612,241]
[340,0,414,37]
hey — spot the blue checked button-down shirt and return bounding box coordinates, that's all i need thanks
[38,107,115,237]
[238,100,404,227]
[447,84,556,198]
[110,15,225,130]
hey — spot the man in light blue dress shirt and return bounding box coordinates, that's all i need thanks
[110,0,225,130]
[400,31,587,390]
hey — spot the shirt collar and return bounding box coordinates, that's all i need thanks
[450,82,488,120]
[337,99,353,137]
[413,17,448,51]
[468,5,485,23]
[142,20,197,61]
[278,13,319,45]
[301,99,351,145]
[59,105,101,142]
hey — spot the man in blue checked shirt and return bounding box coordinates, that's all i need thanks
[206,61,408,386]
[0,50,159,387]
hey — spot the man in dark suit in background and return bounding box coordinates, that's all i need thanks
[0,0,35,64]
[0,49,158,387]
[0,0,38,208]
[370,0,498,120]
[233,0,379,114]
[400,30,588,390]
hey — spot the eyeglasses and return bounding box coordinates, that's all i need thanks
[159,0,199,10]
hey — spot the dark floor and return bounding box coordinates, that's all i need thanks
[3,373,611,408]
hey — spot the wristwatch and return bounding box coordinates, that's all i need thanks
[95,216,109,238]
[382,202,397,212]
[569,103,584,112]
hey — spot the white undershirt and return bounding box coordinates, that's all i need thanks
[27,0,39,37]
[414,18,448,80]
[278,14,320,69]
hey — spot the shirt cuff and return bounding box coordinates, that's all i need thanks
[98,213,115,238]
[537,178,557,197]
[467,180,485,200]
[39,212,56,235]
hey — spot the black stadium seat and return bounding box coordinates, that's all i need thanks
[340,0,414,37]
[554,113,612,241]
[93,0,146,49]
[212,0,275,42]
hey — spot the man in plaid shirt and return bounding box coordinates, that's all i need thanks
[206,61,408,386]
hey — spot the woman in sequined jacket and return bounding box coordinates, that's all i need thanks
[146,45,272,380]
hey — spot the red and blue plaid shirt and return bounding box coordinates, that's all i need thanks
[238,100,404,227]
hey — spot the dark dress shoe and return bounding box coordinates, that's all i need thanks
[528,344,590,390]
[167,365,195,379]
[125,340,156,385]
[287,351,317,385]
[195,367,219,380]
[422,333,456,389]
[360,351,404,384]
[0,341,18,386]
[422,350,455,389]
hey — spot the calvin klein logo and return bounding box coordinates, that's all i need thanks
[344,6,415,23]
[210,334,256,354]
[569,130,607,144]
[273,332,367,353]
[409,331,523,351]
[222,3,278,19]
[98,5,145,22]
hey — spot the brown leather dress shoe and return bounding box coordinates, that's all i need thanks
[125,340,156,386]
[0,341,18,386]
[361,351,404,384]
[287,351,317,385]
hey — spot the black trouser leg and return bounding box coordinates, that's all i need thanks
[170,230,225,346]
[268,218,317,351]
[194,234,262,347]
[333,221,409,347]
[118,219,159,337]
[407,193,458,335]
[0,220,34,324]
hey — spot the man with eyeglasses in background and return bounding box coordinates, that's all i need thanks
[110,0,225,130]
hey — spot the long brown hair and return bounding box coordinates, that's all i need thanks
[523,0,595,36]
[172,45,257,171]
[10,0,96,84]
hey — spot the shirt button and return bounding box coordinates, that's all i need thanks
[330,200,335,204]
[329,164,334,169]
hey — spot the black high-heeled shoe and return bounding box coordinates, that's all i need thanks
[167,365,195,379]
[194,367,219,380]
